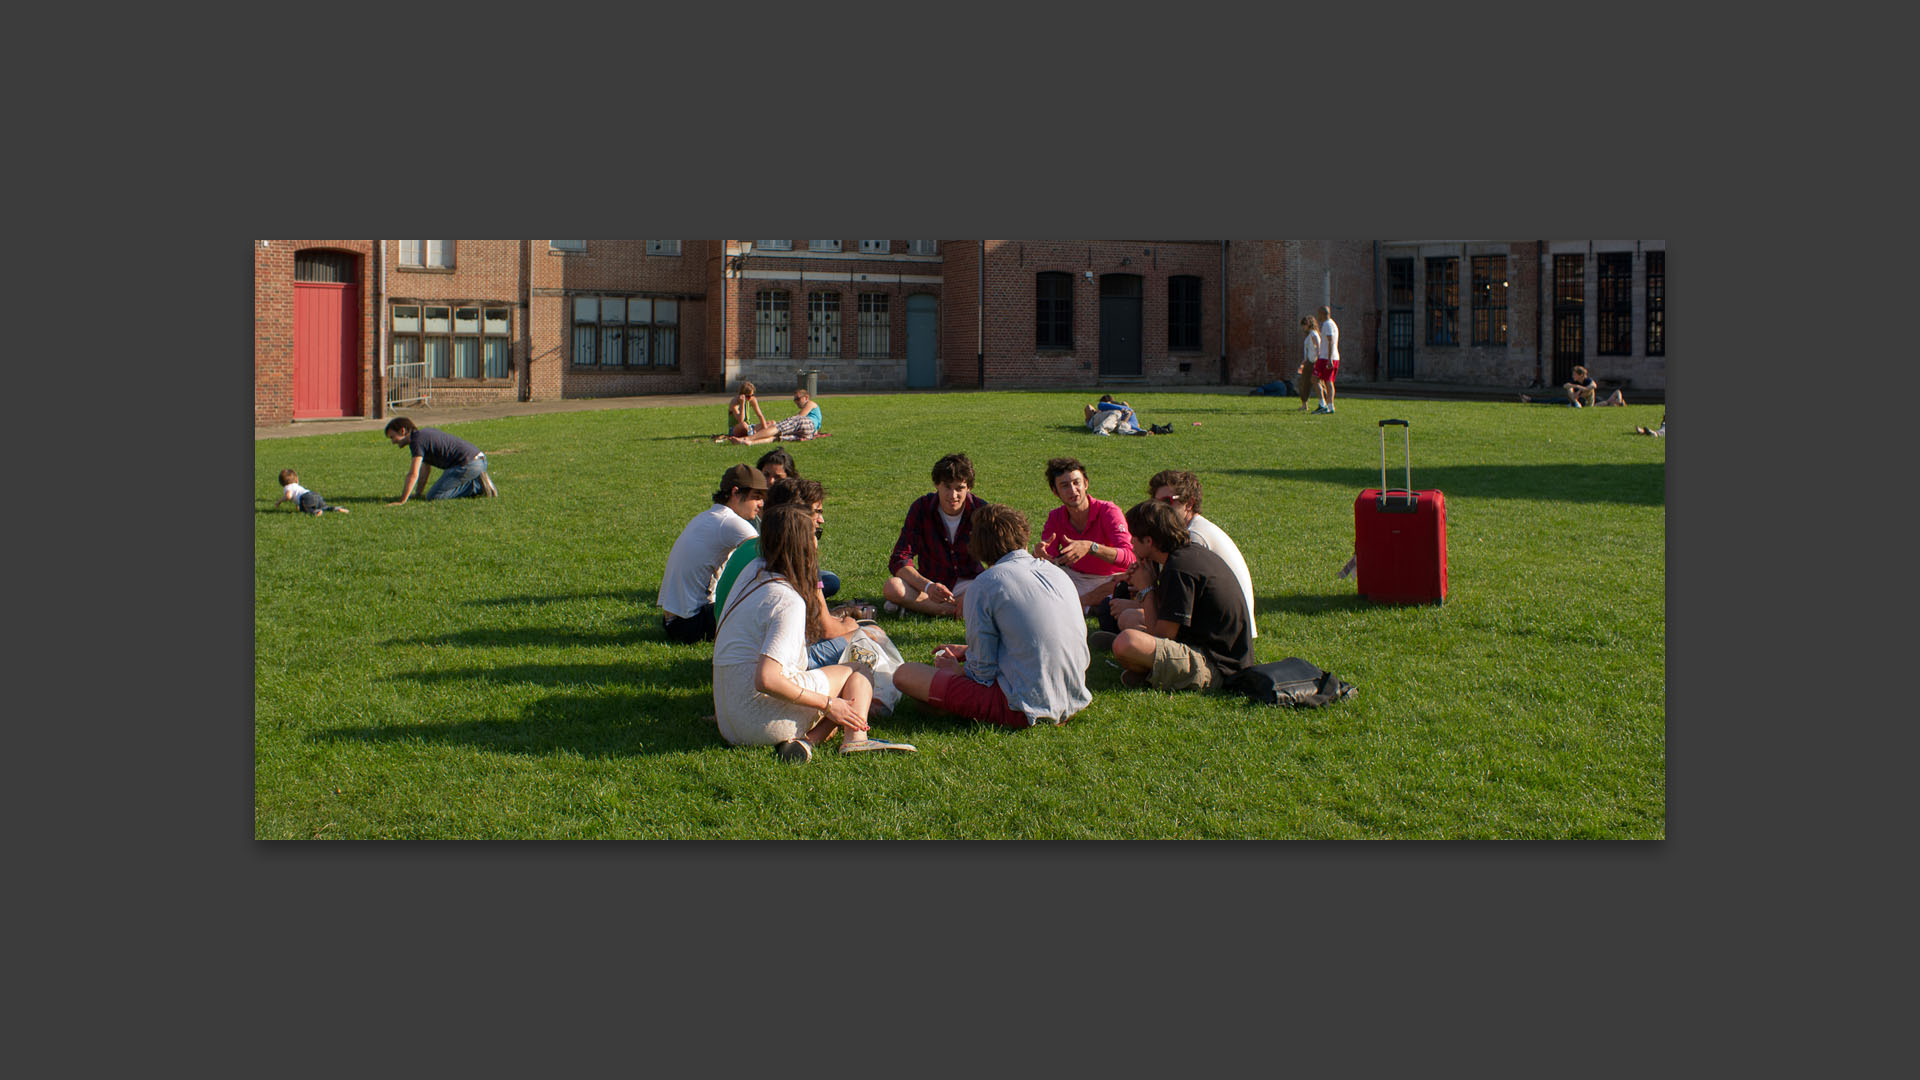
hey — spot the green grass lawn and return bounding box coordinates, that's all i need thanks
[255,390,1665,838]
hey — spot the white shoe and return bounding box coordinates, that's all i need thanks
[882,601,903,615]
[838,735,916,754]
[481,474,499,497]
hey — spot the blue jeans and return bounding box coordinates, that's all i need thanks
[425,456,489,499]
[807,634,849,670]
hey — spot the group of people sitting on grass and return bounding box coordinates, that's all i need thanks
[660,447,1261,763]
[716,382,825,445]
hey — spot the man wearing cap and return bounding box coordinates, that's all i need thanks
[659,464,767,643]
[384,417,497,504]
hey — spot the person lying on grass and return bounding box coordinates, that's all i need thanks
[1091,498,1255,693]
[892,502,1092,729]
[277,468,350,516]
[883,452,986,618]
[712,503,915,762]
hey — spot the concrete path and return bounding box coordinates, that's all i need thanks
[255,380,1658,440]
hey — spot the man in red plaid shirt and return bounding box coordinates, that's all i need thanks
[882,453,987,619]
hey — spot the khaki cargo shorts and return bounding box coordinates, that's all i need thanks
[1149,637,1217,692]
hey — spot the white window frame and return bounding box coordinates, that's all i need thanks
[908,240,938,255]
[646,240,682,255]
[757,240,792,251]
[859,240,890,254]
[398,240,456,268]
[809,240,841,252]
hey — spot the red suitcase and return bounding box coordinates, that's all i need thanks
[1354,419,1447,604]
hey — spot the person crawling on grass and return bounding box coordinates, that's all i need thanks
[891,503,1092,729]
[276,468,350,516]
[883,452,987,618]
[383,417,497,503]
[1091,499,1254,693]
[712,502,915,762]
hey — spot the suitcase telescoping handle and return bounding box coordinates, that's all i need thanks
[1378,419,1416,512]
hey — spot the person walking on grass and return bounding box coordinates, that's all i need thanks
[892,503,1092,730]
[1312,305,1340,414]
[384,417,497,504]
[659,464,766,644]
[1297,317,1320,413]
[713,503,915,762]
[1092,499,1254,693]
[883,452,987,618]
[276,468,350,516]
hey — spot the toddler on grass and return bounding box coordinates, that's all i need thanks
[277,468,350,516]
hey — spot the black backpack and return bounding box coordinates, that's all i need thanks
[1225,657,1358,708]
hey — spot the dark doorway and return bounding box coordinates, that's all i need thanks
[1099,274,1142,376]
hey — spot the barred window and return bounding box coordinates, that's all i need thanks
[1646,251,1664,356]
[1388,259,1413,306]
[807,292,842,358]
[1036,272,1073,350]
[1425,257,1459,346]
[1168,275,1202,351]
[1597,253,1633,355]
[757,240,792,251]
[756,290,791,358]
[858,293,890,358]
[1471,255,1507,346]
[809,240,841,252]
[908,240,938,255]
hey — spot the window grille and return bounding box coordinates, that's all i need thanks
[808,292,841,357]
[1425,257,1459,346]
[756,290,791,357]
[858,293,890,358]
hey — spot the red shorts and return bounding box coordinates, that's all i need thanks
[928,668,1029,728]
[1313,359,1338,383]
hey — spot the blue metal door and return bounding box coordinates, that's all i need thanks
[907,294,937,388]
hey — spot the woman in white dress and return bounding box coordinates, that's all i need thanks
[711,503,915,762]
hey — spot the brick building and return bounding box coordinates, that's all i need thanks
[254,238,1664,425]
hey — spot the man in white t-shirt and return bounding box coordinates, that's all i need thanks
[1112,470,1258,639]
[883,452,987,618]
[659,464,767,643]
[1313,304,1341,414]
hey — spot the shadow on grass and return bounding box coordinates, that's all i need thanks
[384,655,711,690]
[312,687,723,758]
[1220,463,1665,506]
[466,589,646,607]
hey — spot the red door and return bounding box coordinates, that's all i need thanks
[294,281,358,417]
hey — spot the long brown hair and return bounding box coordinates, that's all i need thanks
[758,503,824,631]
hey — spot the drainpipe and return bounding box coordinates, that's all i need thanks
[1219,240,1229,384]
[522,239,532,401]
[977,240,985,388]
[1372,240,1382,382]
[721,242,729,394]
[1534,241,1543,387]
[377,239,386,418]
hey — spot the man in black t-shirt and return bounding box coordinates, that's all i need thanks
[1099,499,1254,692]
[384,417,498,505]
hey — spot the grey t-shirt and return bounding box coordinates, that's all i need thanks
[407,427,481,470]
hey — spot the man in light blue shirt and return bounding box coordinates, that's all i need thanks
[892,504,1093,727]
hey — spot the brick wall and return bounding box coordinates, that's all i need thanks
[943,241,1226,390]
[254,239,376,426]
[532,240,711,400]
